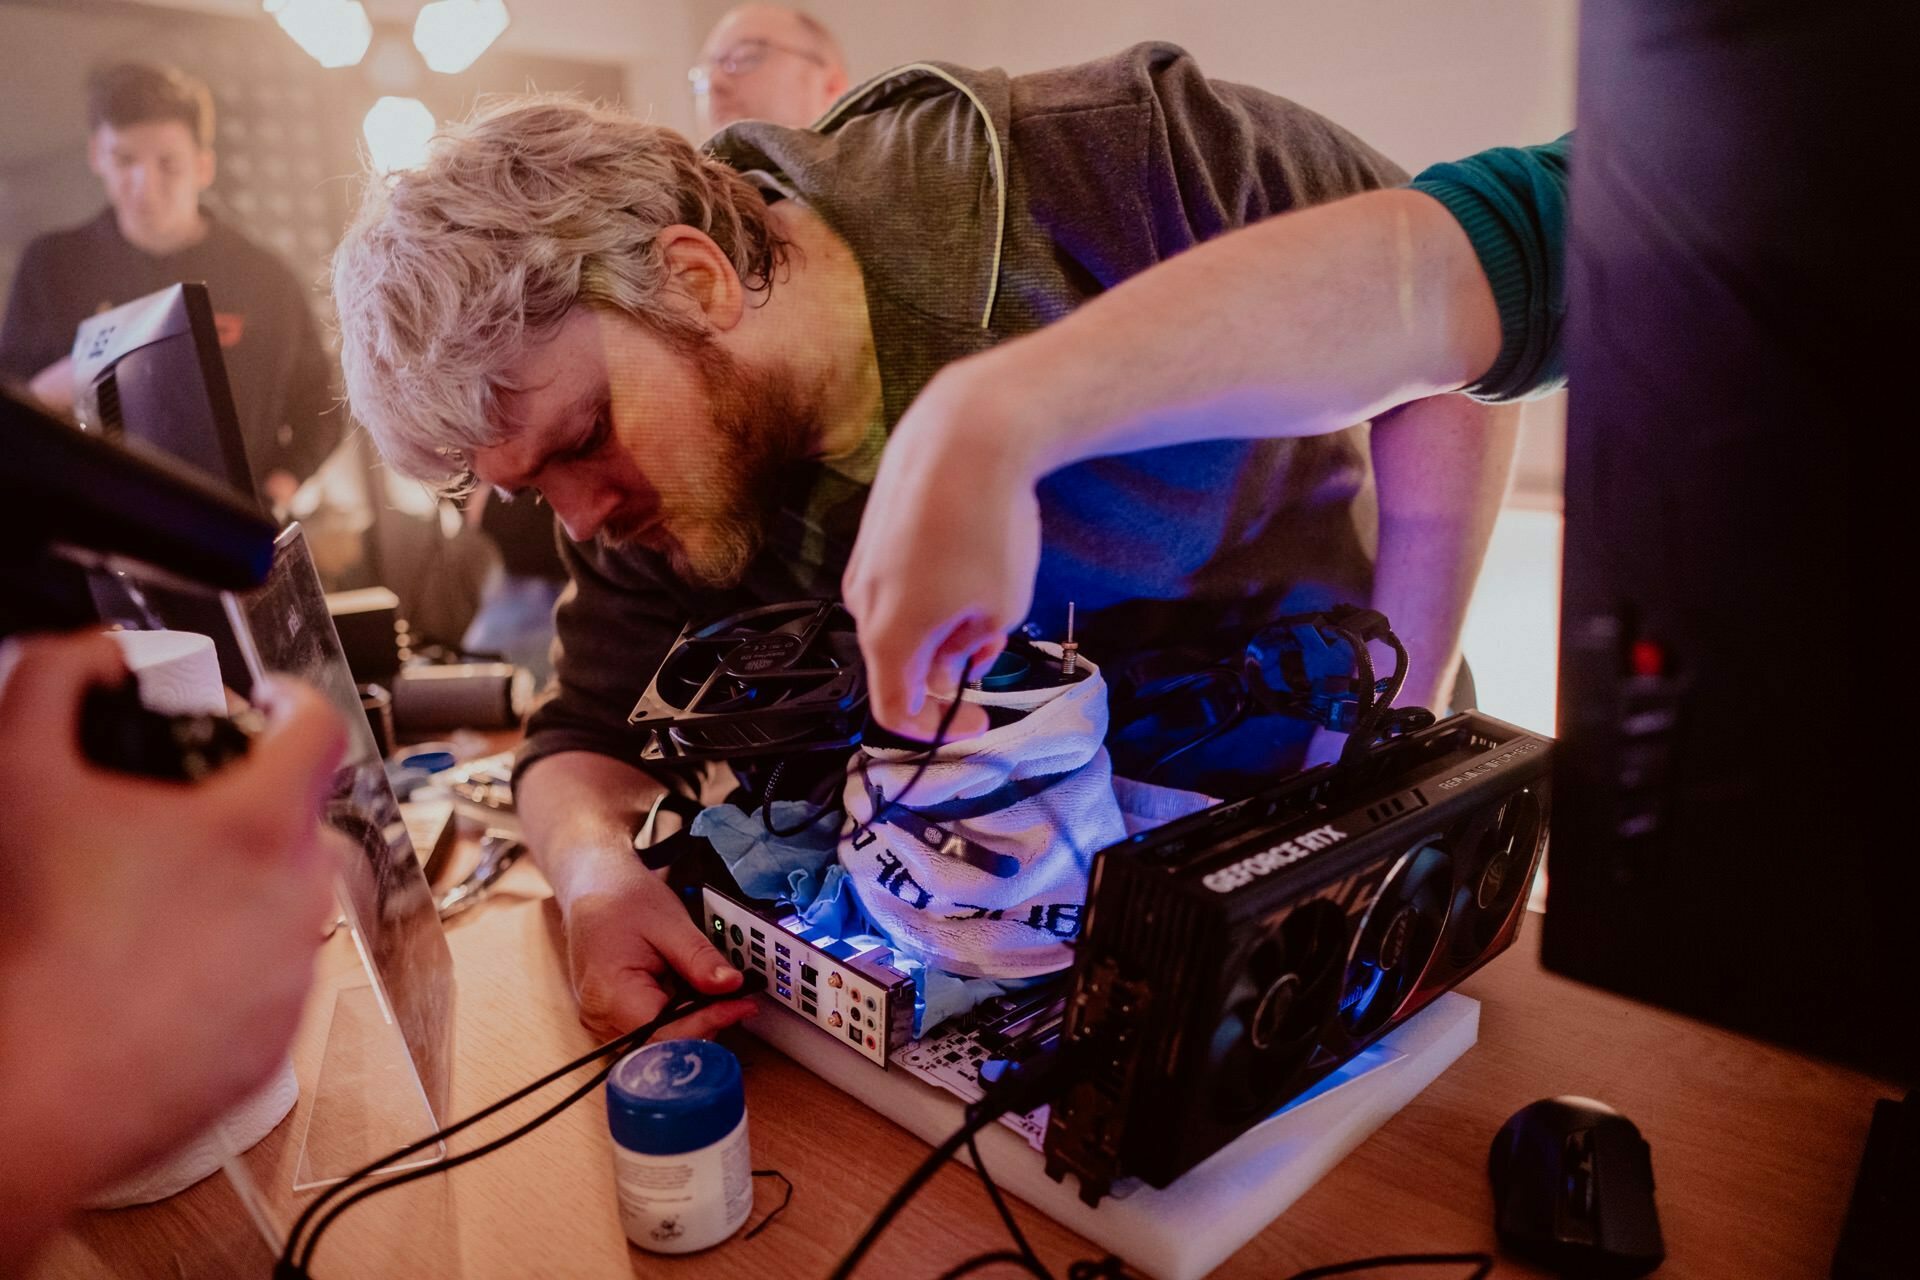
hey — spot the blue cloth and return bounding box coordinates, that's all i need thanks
[688,802,1024,1034]
[461,570,563,681]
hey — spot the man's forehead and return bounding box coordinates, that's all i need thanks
[474,319,606,479]
[706,5,803,55]
[96,120,202,154]
[497,310,605,409]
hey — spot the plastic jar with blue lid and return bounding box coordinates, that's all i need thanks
[605,1039,752,1253]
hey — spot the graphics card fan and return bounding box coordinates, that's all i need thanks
[1206,897,1348,1125]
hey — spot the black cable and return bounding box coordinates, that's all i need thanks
[1139,667,1250,783]
[1283,1252,1494,1280]
[829,1045,1068,1280]
[275,980,758,1277]
[840,654,976,846]
[758,654,979,842]
[294,1046,621,1273]
[744,1168,794,1240]
[966,1127,1046,1278]
[828,1105,991,1280]
[933,1251,1053,1280]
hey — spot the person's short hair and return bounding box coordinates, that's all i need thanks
[332,94,786,493]
[86,63,215,149]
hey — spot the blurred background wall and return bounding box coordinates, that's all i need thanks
[0,0,1572,723]
[1,0,1572,499]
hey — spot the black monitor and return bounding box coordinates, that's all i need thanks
[1543,0,1909,1079]
[0,387,274,640]
[71,282,259,510]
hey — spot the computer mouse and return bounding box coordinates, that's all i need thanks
[1489,1096,1665,1277]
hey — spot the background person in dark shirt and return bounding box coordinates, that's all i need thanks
[0,62,342,510]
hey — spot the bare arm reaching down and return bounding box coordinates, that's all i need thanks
[514,750,755,1042]
[845,185,1504,734]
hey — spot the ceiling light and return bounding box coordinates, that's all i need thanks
[264,0,373,69]
[412,0,510,75]
[363,96,437,175]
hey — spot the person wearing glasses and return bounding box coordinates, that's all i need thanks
[691,4,849,133]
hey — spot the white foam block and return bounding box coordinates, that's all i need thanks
[743,991,1479,1280]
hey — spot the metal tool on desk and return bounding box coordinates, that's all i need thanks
[436,829,527,921]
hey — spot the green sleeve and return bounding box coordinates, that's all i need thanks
[1409,133,1571,402]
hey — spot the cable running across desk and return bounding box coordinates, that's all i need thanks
[273,977,764,1278]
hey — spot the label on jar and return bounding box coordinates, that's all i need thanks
[611,1112,752,1254]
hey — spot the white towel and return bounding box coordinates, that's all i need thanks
[83,1057,298,1208]
[840,644,1125,979]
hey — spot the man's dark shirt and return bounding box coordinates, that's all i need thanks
[522,44,1408,797]
[0,208,343,491]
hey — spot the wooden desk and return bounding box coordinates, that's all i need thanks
[40,854,1892,1280]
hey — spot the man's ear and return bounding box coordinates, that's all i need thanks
[657,225,746,332]
[195,146,216,193]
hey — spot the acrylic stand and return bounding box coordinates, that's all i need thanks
[220,526,457,1190]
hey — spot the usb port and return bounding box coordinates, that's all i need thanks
[750,927,765,942]
[776,984,792,1000]
[801,1001,816,1016]
[775,957,790,973]
[774,942,790,957]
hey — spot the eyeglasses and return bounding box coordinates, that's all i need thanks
[688,37,826,96]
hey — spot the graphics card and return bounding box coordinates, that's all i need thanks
[703,885,915,1067]
[1044,710,1552,1205]
[627,600,865,763]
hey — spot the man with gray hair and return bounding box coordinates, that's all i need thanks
[692,4,848,132]
[332,44,1518,1043]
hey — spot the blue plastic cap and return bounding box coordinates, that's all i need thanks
[606,1039,745,1156]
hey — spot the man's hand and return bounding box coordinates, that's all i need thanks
[27,355,76,415]
[0,632,346,1264]
[562,860,759,1042]
[842,363,1034,739]
[515,752,757,1043]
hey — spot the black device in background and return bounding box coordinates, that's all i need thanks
[71,282,259,510]
[0,387,275,776]
[1547,0,1910,1083]
[326,586,404,688]
[69,283,266,693]
[1489,1097,1664,1279]
[1546,2,1911,1274]
[1831,1092,1920,1280]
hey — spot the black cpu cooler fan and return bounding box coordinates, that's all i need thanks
[626,600,866,762]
